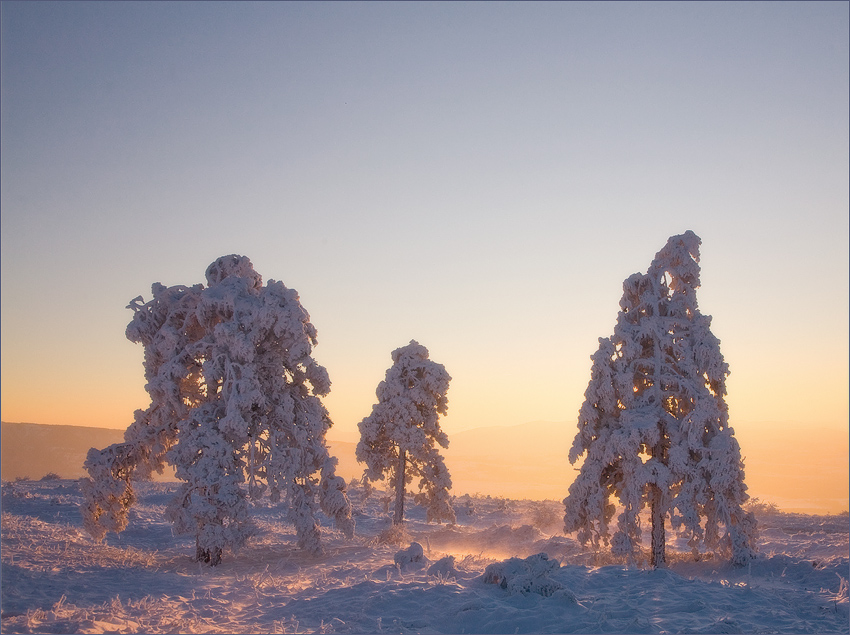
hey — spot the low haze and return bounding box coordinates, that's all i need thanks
[2,2,847,511]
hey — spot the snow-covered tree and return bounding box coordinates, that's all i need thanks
[357,340,455,526]
[563,231,757,567]
[81,255,353,564]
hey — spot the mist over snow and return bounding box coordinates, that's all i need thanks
[2,479,847,634]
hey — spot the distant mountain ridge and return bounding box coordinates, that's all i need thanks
[0,420,574,499]
[2,420,846,513]
[327,420,575,501]
[0,419,576,500]
[2,422,126,481]
[441,420,573,500]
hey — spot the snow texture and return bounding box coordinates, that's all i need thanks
[7,480,846,634]
[81,255,353,563]
[564,231,758,566]
[357,340,455,525]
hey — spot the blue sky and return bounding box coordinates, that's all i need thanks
[2,1,847,444]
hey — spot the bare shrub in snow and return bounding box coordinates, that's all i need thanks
[529,502,562,533]
[564,231,757,568]
[81,255,353,564]
[455,494,476,519]
[744,497,781,516]
[357,340,455,526]
[427,555,458,578]
[373,522,413,547]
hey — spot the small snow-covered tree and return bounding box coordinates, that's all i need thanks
[563,231,757,567]
[81,255,353,564]
[357,340,455,526]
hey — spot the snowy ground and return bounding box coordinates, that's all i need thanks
[1,480,847,634]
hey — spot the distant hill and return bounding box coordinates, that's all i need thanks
[0,422,359,486]
[442,421,573,500]
[2,422,127,481]
[323,420,850,513]
[3,420,846,514]
[0,420,572,498]
[327,421,574,501]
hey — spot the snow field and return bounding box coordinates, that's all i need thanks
[1,480,848,634]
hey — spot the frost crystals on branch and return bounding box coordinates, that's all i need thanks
[357,340,456,526]
[563,231,758,568]
[81,255,353,564]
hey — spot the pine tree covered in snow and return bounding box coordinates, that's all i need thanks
[563,231,758,567]
[81,255,353,564]
[357,341,455,526]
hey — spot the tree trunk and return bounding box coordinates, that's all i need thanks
[196,540,222,567]
[650,483,666,568]
[393,449,406,525]
[650,416,668,568]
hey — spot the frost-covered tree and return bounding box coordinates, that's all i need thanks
[563,231,757,567]
[357,340,455,526]
[81,255,353,564]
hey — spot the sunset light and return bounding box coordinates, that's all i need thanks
[1,3,847,633]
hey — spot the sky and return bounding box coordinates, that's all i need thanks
[2,1,848,465]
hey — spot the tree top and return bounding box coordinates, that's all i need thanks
[204,254,263,289]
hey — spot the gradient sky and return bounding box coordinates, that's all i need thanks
[2,2,848,461]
